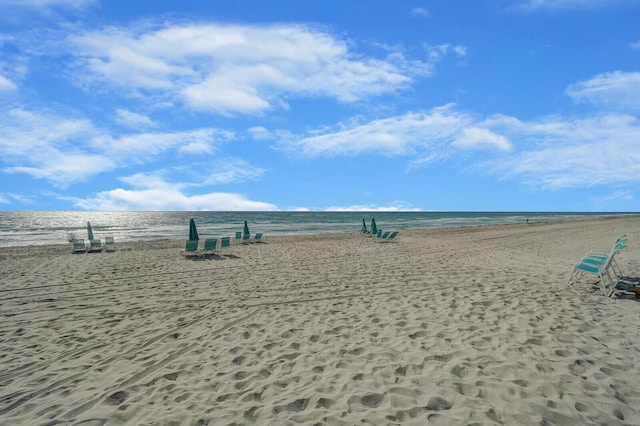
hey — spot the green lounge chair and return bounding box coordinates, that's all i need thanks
[379,231,398,243]
[220,237,231,254]
[104,236,116,252]
[182,240,200,257]
[201,238,218,256]
[71,239,86,253]
[87,238,104,252]
[254,232,263,242]
[375,231,390,242]
[235,231,242,240]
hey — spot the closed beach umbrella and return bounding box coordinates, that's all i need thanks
[370,218,377,235]
[87,221,94,241]
[362,218,367,232]
[243,220,250,237]
[189,218,199,241]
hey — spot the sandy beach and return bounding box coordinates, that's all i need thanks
[1,216,639,425]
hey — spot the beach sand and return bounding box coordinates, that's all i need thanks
[1,217,639,425]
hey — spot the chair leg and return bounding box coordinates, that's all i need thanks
[566,267,580,287]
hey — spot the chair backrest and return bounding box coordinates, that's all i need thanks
[105,236,115,245]
[388,231,398,239]
[221,237,231,248]
[91,239,102,247]
[254,233,263,240]
[379,231,390,239]
[203,238,217,250]
[185,240,199,252]
[235,232,242,239]
[73,239,85,248]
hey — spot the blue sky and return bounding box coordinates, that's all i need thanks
[1,0,639,212]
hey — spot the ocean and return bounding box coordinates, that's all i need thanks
[0,211,636,248]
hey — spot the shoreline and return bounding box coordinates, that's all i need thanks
[0,214,632,253]
[1,211,638,249]
[1,216,639,424]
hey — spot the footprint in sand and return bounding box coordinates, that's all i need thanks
[425,396,452,411]
[316,397,333,409]
[454,382,480,397]
[105,390,128,405]
[450,365,469,379]
[361,393,383,408]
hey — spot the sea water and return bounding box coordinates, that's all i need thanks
[0,211,635,248]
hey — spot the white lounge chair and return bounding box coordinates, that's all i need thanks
[104,236,116,252]
[566,255,616,297]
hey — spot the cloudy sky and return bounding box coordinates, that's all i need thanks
[1,0,639,211]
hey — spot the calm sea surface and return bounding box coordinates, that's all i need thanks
[0,211,636,248]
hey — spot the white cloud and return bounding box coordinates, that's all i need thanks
[0,108,235,186]
[515,0,617,10]
[324,201,420,211]
[75,173,277,211]
[280,104,512,166]
[410,7,431,17]
[426,44,467,61]
[485,113,640,189]
[630,40,640,51]
[202,159,266,185]
[282,105,473,158]
[247,126,272,140]
[0,74,16,91]
[0,0,94,9]
[0,109,113,186]
[114,109,156,129]
[453,127,512,151]
[100,128,232,159]
[67,22,435,115]
[566,71,640,110]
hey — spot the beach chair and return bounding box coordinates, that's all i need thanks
[566,255,616,297]
[182,240,200,257]
[201,238,218,256]
[71,239,86,253]
[375,231,391,242]
[235,231,242,240]
[220,237,231,255]
[254,232,263,242]
[380,231,398,243]
[104,236,116,252]
[581,242,626,279]
[87,238,104,252]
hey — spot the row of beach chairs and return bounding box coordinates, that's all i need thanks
[372,230,399,243]
[182,237,230,257]
[71,237,116,253]
[361,227,399,242]
[360,218,398,243]
[566,234,627,297]
[182,234,264,258]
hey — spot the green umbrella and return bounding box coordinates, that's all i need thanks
[370,218,377,236]
[87,221,94,241]
[243,220,250,238]
[189,218,199,241]
[362,218,368,233]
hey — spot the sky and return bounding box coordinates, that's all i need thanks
[0,0,639,212]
